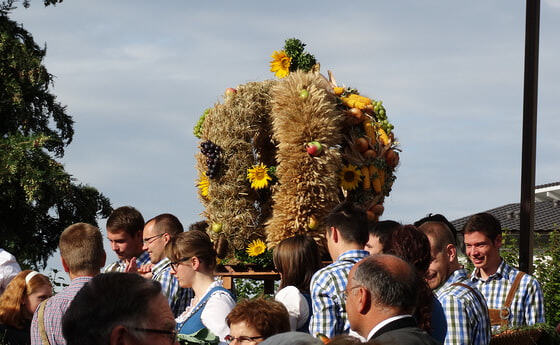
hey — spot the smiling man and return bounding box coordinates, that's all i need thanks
[139,213,192,317]
[463,212,545,331]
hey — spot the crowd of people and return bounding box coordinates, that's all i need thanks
[0,202,548,345]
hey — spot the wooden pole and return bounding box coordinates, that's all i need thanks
[519,0,540,274]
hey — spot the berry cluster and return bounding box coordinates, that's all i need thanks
[201,140,222,179]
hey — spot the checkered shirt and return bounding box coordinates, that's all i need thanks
[152,257,193,317]
[469,259,545,332]
[102,251,151,273]
[436,268,491,345]
[309,249,370,338]
[30,276,92,345]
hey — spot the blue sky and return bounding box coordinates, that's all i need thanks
[10,1,560,269]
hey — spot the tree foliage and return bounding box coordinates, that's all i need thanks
[1,2,112,269]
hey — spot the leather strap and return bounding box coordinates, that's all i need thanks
[37,299,51,345]
[487,271,525,327]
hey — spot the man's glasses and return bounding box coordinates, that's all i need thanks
[343,284,363,300]
[142,233,166,245]
[224,335,264,344]
[170,257,191,271]
[133,327,178,341]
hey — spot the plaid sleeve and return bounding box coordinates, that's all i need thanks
[522,275,546,325]
[441,294,470,345]
[309,271,338,338]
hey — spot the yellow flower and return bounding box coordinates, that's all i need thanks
[247,163,272,190]
[270,51,291,78]
[341,94,372,110]
[246,239,267,257]
[197,173,210,198]
[339,164,362,191]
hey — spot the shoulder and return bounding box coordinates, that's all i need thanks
[276,286,303,303]
[376,327,440,345]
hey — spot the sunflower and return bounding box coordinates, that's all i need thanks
[339,164,362,191]
[270,51,291,78]
[247,163,272,190]
[197,173,210,198]
[246,239,267,257]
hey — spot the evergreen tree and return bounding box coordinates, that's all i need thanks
[1,0,112,268]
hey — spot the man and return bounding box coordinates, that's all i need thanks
[0,248,21,294]
[463,212,545,330]
[62,272,178,345]
[346,254,440,344]
[139,213,192,317]
[103,206,150,272]
[31,223,106,345]
[309,202,370,338]
[364,220,400,255]
[419,221,491,345]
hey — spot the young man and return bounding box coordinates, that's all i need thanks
[139,213,192,317]
[346,254,439,345]
[309,202,370,338]
[31,223,106,345]
[103,206,150,272]
[463,212,545,330]
[419,221,491,345]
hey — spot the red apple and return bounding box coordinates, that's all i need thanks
[225,88,237,97]
[306,141,323,156]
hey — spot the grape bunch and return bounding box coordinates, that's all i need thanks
[200,140,222,179]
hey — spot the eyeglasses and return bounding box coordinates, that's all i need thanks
[170,257,191,271]
[224,335,264,344]
[132,327,178,341]
[343,285,363,300]
[142,233,166,245]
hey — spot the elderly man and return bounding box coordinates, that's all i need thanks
[62,272,177,345]
[139,213,192,317]
[463,212,544,330]
[345,254,439,345]
[419,221,491,345]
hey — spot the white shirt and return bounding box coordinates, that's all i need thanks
[0,249,21,295]
[176,280,235,342]
[366,314,413,340]
[275,286,310,331]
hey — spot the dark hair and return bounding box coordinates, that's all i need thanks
[325,202,368,246]
[189,221,208,232]
[226,298,290,339]
[353,255,418,314]
[165,230,217,270]
[366,220,402,252]
[382,225,433,333]
[328,334,364,345]
[62,273,162,345]
[147,213,184,237]
[273,235,321,293]
[463,212,502,241]
[418,221,457,254]
[106,206,144,237]
[414,213,458,242]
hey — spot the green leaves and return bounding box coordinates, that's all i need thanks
[283,38,317,73]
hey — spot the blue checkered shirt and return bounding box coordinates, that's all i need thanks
[309,249,369,338]
[102,251,151,272]
[152,257,193,317]
[469,259,545,332]
[436,268,491,345]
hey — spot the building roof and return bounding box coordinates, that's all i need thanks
[452,182,560,232]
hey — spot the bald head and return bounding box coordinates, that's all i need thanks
[352,254,418,313]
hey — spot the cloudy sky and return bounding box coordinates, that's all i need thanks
[10,1,560,269]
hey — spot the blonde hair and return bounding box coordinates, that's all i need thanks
[164,230,216,270]
[59,223,105,274]
[0,270,51,329]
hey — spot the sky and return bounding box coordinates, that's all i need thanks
[9,1,560,271]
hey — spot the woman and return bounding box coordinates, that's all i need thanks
[0,270,52,345]
[226,298,290,344]
[273,235,321,332]
[166,230,235,342]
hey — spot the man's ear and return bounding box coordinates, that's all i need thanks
[330,227,339,243]
[446,244,457,263]
[494,234,502,249]
[109,325,128,345]
[357,287,371,314]
[162,232,171,246]
[61,257,70,274]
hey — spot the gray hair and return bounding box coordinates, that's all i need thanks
[353,255,418,313]
[62,272,162,345]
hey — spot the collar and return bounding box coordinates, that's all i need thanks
[151,257,171,276]
[117,251,151,267]
[337,249,370,262]
[470,258,512,282]
[367,315,414,340]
